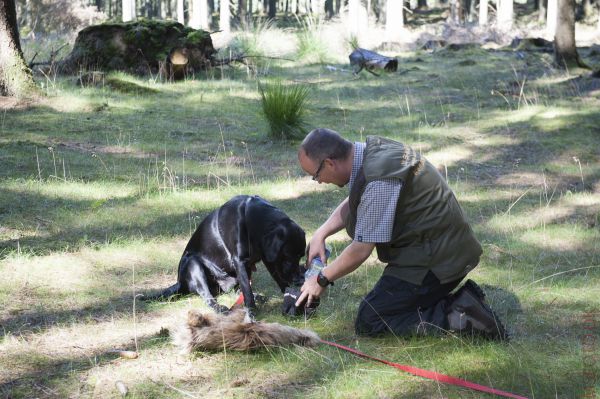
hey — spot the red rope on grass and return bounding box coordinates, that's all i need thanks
[320,339,528,399]
[232,292,527,398]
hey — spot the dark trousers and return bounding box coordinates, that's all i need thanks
[355,271,463,336]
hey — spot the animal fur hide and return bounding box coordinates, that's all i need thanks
[172,309,320,353]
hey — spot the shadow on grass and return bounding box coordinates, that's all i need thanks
[0,329,170,398]
[0,292,152,337]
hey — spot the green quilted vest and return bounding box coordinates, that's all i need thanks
[345,136,482,285]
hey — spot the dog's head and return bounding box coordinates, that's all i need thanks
[261,219,306,290]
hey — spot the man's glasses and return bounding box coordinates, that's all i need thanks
[312,159,326,181]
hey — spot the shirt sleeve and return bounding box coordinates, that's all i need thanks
[354,179,403,243]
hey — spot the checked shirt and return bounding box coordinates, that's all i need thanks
[348,142,403,244]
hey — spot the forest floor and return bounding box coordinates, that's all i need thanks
[1,15,600,399]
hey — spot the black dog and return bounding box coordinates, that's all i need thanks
[151,195,306,312]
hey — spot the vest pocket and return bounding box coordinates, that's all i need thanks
[378,242,432,267]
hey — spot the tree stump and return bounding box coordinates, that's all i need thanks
[58,20,215,79]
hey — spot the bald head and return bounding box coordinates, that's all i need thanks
[299,128,353,163]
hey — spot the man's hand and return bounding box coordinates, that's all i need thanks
[306,234,327,268]
[295,275,326,307]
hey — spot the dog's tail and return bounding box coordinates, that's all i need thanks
[141,282,181,301]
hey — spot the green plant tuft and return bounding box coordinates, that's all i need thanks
[259,80,311,140]
[295,15,330,64]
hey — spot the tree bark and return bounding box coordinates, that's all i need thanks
[239,0,247,25]
[479,0,488,25]
[324,0,333,17]
[220,0,231,32]
[554,0,585,68]
[0,0,36,97]
[546,0,557,36]
[538,0,546,22]
[122,0,135,21]
[385,0,403,41]
[177,0,184,23]
[348,0,360,35]
[268,0,276,17]
[497,0,513,29]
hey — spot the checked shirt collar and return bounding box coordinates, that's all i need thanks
[348,142,366,191]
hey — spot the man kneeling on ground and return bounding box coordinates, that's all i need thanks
[296,128,508,340]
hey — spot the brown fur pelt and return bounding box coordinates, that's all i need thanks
[172,309,320,353]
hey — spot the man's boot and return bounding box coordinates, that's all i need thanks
[447,280,509,341]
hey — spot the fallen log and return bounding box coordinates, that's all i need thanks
[349,48,398,76]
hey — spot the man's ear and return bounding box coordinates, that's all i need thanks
[262,225,284,264]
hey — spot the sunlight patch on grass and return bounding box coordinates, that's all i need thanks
[426,144,473,168]
[2,253,91,293]
[520,225,598,252]
[3,179,137,201]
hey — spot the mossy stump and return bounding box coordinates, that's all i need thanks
[60,20,215,78]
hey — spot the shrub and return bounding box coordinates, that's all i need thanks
[259,80,311,140]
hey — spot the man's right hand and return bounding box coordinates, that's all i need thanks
[306,233,327,268]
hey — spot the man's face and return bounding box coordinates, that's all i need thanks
[298,149,346,187]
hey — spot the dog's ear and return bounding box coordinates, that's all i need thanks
[262,225,284,264]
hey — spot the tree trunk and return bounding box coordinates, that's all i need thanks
[479,0,488,25]
[239,0,247,25]
[581,0,592,20]
[554,0,585,68]
[268,0,276,17]
[122,0,135,21]
[199,0,210,28]
[385,0,403,41]
[325,0,333,16]
[449,0,461,23]
[546,0,557,36]
[0,0,37,97]
[220,0,231,32]
[538,0,546,22]
[497,0,513,29]
[598,1,600,33]
[348,0,360,35]
[177,0,184,23]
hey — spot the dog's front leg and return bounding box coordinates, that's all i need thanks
[235,260,256,311]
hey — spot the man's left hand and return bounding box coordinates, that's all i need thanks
[295,275,326,307]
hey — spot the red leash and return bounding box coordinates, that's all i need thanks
[320,339,528,399]
[232,292,527,398]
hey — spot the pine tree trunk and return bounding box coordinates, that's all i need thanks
[554,0,585,68]
[385,0,403,41]
[348,0,360,35]
[239,0,247,25]
[122,0,135,21]
[497,0,513,29]
[177,0,184,23]
[581,0,592,21]
[268,0,276,17]
[220,0,231,32]
[538,0,546,22]
[0,0,37,97]
[479,0,488,25]
[325,0,333,17]
[546,0,557,36]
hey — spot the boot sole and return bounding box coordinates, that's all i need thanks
[464,289,510,341]
[454,284,510,341]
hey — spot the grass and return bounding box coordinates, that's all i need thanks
[259,79,311,139]
[1,20,600,398]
